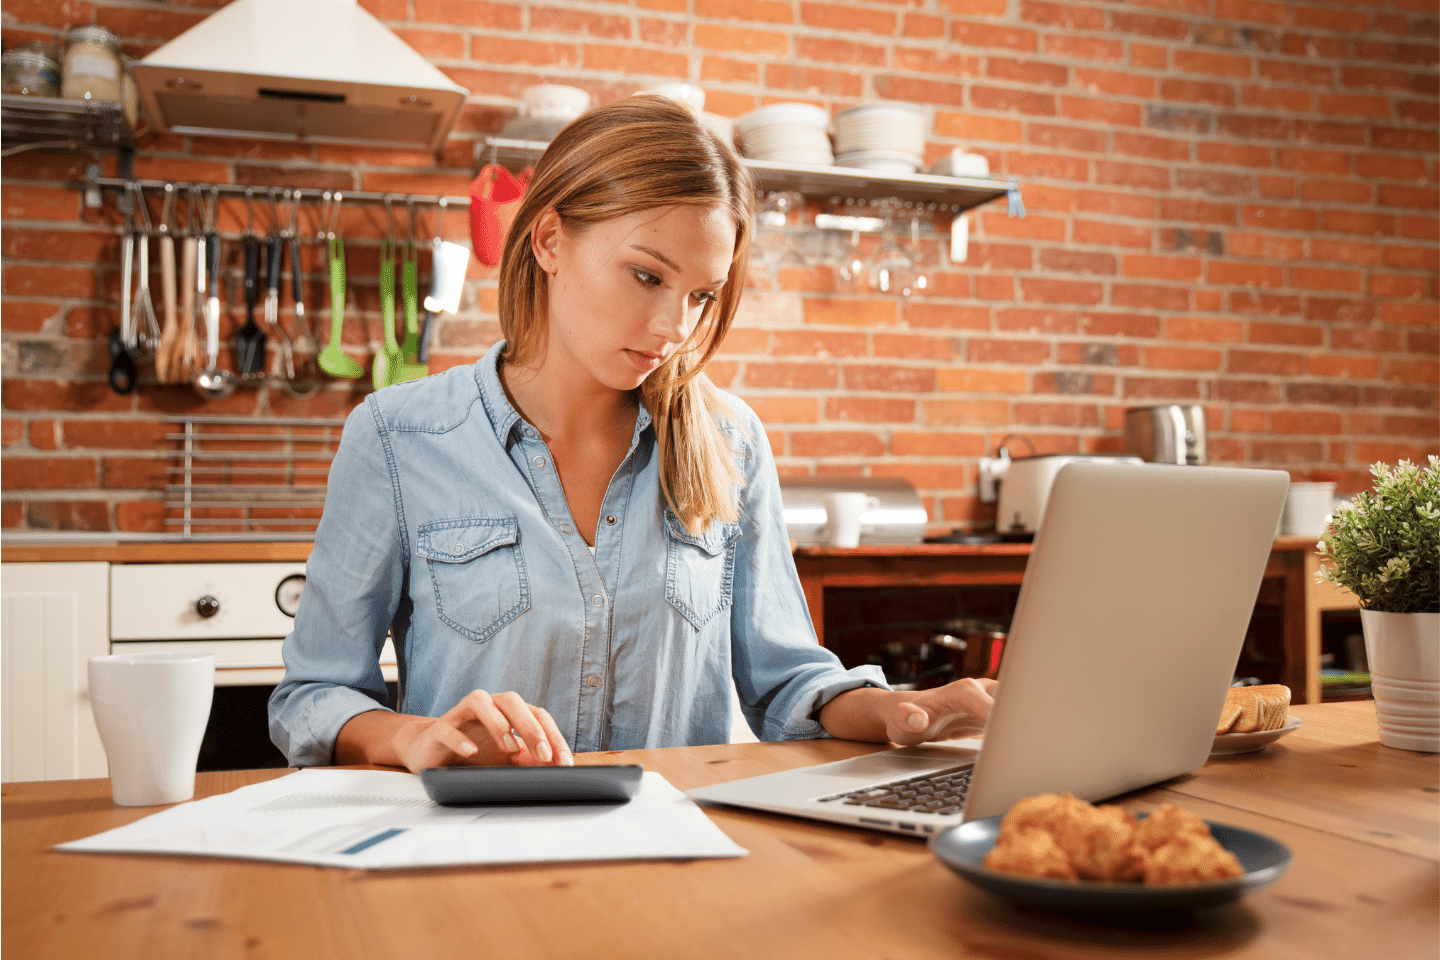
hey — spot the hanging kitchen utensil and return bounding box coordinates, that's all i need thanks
[107,204,138,395]
[172,187,202,385]
[394,239,428,382]
[316,192,363,379]
[400,197,423,363]
[234,190,267,377]
[425,197,469,315]
[469,161,524,267]
[372,239,405,390]
[194,188,236,399]
[283,196,322,399]
[154,184,179,383]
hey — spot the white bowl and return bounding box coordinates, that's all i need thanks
[522,84,591,120]
[640,82,706,113]
[700,112,735,143]
[736,102,830,133]
[835,152,920,173]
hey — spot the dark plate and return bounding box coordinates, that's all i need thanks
[931,813,1290,915]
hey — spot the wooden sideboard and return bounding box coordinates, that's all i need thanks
[793,536,1357,705]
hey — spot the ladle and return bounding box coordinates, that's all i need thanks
[316,192,364,379]
[193,189,237,399]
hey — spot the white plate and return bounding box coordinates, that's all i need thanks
[1211,714,1303,756]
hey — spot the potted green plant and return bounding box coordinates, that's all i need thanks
[1317,456,1439,752]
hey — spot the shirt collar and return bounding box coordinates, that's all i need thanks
[474,340,655,446]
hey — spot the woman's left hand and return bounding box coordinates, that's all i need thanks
[883,677,997,745]
[819,677,998,745]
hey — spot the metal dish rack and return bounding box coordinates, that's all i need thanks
[165,415,346,540]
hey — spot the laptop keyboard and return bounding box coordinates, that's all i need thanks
[817,765,973,816]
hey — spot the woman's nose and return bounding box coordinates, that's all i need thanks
[651,296,696,345]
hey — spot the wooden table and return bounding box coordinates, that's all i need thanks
[793,537,1351,704]
[4,702,1434,960]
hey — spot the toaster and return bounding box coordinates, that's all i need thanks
[995,454,1144,536]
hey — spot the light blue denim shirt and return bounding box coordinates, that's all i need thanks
[269,342,885,766]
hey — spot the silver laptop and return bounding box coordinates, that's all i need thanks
[687,462,1289,838]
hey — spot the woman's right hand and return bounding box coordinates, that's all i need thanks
[396,690,574,773]
[337,690,574,773]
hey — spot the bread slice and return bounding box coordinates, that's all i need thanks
[1215,699,1243,735]
[1218,684,1292,734]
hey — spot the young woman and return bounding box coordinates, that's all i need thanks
[269,96,996,773]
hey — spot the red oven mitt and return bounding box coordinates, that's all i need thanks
[470,165,527,266]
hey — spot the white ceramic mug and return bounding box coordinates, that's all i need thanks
[1281,481,1336,536]
[823,492,880,548]
[88,652,215,806]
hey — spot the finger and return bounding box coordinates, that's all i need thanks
[491,693,571,764]
[530,706,574,766]
[428,719,481,760]
[448,690,522,755]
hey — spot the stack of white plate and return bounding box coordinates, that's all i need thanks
[736,103,833,165]
[833,101,928,173]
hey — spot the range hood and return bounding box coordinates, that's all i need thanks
[131,0,469,153]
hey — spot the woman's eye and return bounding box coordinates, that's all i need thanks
[633,269,661,286]
[693,291,719,305]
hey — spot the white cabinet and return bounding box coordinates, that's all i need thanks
[1,562,110,782]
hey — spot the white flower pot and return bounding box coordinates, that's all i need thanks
[1361,609,1440,753]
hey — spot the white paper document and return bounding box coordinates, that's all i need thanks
[57,768,747,869]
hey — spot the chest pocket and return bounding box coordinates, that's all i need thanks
[664,511,742,630]
[417,517,530,643]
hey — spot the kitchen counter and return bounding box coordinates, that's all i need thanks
[0,536,312,564]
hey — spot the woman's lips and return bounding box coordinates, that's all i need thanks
[625,349,663,371]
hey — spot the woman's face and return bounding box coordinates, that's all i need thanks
[533,203,736,393]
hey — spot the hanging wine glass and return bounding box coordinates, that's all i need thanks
[901,203,933,297]
[749,190,805,289]
[868,199,917,297]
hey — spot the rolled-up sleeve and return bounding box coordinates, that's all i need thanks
[724,402,888,741]
[268,401,407,766]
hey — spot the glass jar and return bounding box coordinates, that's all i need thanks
[61,25,122,102]
[2,45,61,97]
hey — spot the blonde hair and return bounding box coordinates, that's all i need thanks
[497,95,755,533]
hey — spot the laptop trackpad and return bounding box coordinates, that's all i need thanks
[820,753,967,781]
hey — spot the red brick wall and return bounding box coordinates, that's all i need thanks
[3,0,1437,535]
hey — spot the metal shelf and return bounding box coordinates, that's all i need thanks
[478,135,1015,214]
[1,94,133,154]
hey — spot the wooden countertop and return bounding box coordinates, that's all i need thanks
[0,541,314,563]
[2,702,1434,960]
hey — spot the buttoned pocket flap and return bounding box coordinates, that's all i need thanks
[664,510,741,556]
[417,518,519,563]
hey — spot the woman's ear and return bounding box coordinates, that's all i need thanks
[531,208,563,276]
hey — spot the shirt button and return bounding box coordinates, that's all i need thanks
[587,676,600,688]
[533,456,546,468]
[604,514,617,525]
[560,523,572,534]
[451,542,464,555]
[591,595,604,607]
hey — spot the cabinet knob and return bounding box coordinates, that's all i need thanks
[196,595,220,618]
